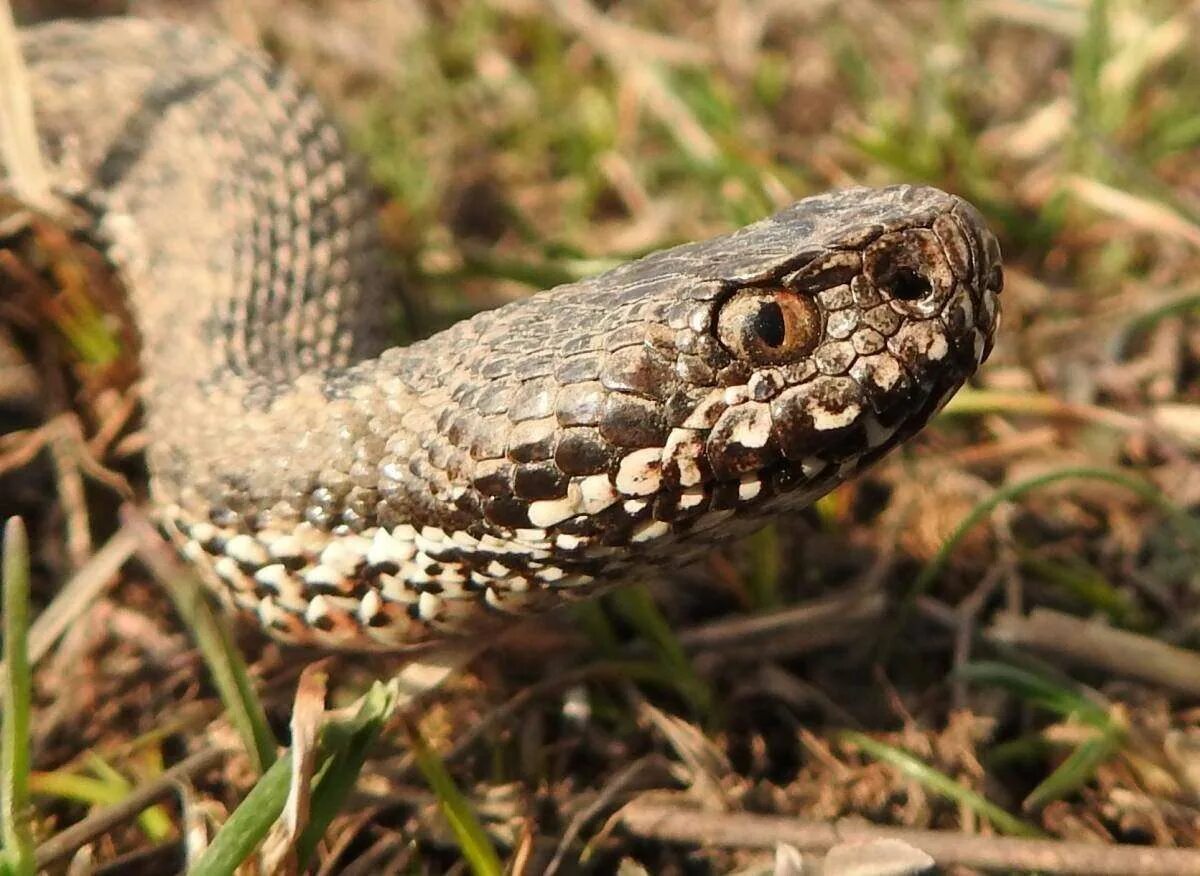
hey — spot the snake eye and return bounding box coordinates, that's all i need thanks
[716,288,821,365]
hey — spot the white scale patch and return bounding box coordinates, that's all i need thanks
[737,478,762,501]
[807,395,861,431]
[615,447,662,496]
[864,355,902,392]
[971,328,987,364]
[662,427,706,487]
[578,474,618,514]
[529,483,583,527]
[723,402,773,448]
[631,520,670,542]
[680,389,727,430]
[928,330,949,361]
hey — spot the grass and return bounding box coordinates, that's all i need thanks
[5,0,1200,871]
[1,519,35,876]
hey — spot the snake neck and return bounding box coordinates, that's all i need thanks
[20,18,392,489]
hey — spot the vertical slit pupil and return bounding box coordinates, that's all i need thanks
[752,301,786,347]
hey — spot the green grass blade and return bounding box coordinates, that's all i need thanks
[956,661,1113,729]
[131,520,277,775]
[84,754,173,841]
[408,719,504,876]
[167,575,276,773]
[1,518,35,876]
[610,585,711,715]
[839,730,1043,839]
[188,753,293,876]
[958,660,1126,811]
[29,764,172,842]
[1023,732,1124,812]
[745,523,782,610]
[295,681,397,868]
[193,676,408,873]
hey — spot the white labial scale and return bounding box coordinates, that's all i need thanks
[320,536,369,576]
[615,447,662,496]
[662,427,706,487]
[417,591,442,620]
[302,564,341,589]
[555,533,584,551]
[578,474,619,514]
[379,573,416,604]
[267,533,307,561]
[183,540,208,564]
[529,483,583,527]
[358,589,382,622]
[737,478,762,501]
[680,389,727,430]
[414,527,448,555]
[305,594,330,625]
[257,596,284,628]
[631,520,670,542]
[213,556,242,583]
[724,402,773,448]
[187,521,218,544]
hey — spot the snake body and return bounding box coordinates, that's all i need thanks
[13,18,1002,650]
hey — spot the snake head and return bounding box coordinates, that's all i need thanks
[437,184,1004,575]
[686,185,1002,510]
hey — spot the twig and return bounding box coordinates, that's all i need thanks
[618,799,1200,875]
[988,608,1200,698]
[25,524,137,665]
[544,755,670,876]
[33,747,230,870]
[675,588,886,658]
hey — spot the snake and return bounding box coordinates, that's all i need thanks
[10,17,1002,652]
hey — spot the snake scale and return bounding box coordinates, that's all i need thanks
[12,18,1002,651]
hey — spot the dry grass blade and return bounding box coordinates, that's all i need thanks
[123,508,277,775]
[0,0,54,213]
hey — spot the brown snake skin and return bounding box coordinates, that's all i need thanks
[12,18,1002,651]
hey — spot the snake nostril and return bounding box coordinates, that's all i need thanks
[884,267,932,301]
